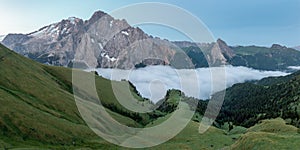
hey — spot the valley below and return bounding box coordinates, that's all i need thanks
[90,65,288,102]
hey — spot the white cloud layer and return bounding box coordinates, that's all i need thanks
[91,65,289,103]
[288,66,300,70]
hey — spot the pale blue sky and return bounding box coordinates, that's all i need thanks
[0,0,299,46]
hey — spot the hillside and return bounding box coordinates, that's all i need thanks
[214,69,300,128]
[0,43,238,149]
[0,43,236,149]
[0,43,167,149]
[231,118,300,149]
[1,43,300,149]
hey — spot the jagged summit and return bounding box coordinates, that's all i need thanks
[216,38,235,59]
[86,10,108,25]
[27,17,83,41]
[216,38,226,44]
[91,10,107,20]
[2,10,176,69]
[271,44,287,49]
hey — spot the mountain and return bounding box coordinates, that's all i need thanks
[174,41,300,71]
[229,44,300,70]
[2,11,184,69]
[3,10,237,69]
[173,39,234,67]
[6,10,299,71]
[3,9,300,71]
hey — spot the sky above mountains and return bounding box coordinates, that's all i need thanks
[0,0,299,47]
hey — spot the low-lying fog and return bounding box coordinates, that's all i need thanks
[89,65,289,103]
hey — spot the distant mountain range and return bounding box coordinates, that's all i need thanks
[2,10,300,71]
[294,46,300,51]
[173,41,300,71]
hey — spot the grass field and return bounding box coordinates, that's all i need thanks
[0,44,300,149]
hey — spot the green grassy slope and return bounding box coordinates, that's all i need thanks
[0,43,236,149]
[0,44,151,149]
[149,121,234,150]
[1,43,300,149]
[231,118,300,150]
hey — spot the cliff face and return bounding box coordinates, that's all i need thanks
[172,39,235,67]
[2,11,177,69]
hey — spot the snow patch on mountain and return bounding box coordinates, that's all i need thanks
[98,43,103,49]
[105,55,117,62]
[100,51,117,62]
[48,53,54,57]
[109,20,113,27]
[29,23,59,39]
[68,17,77,24]
[121,31,129,36]
[28,17,81,40]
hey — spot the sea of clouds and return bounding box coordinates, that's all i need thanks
[91,65,289,103]
[287,66,300,70]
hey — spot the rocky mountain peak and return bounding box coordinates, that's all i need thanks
[2,10,178,69]
[209,41,227,66]
[24,17,84,44]
[216,38,226,45]
[63,17,83,25]
[87,10,108,25]
[271,44,287,49]
[216,38,235,59]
